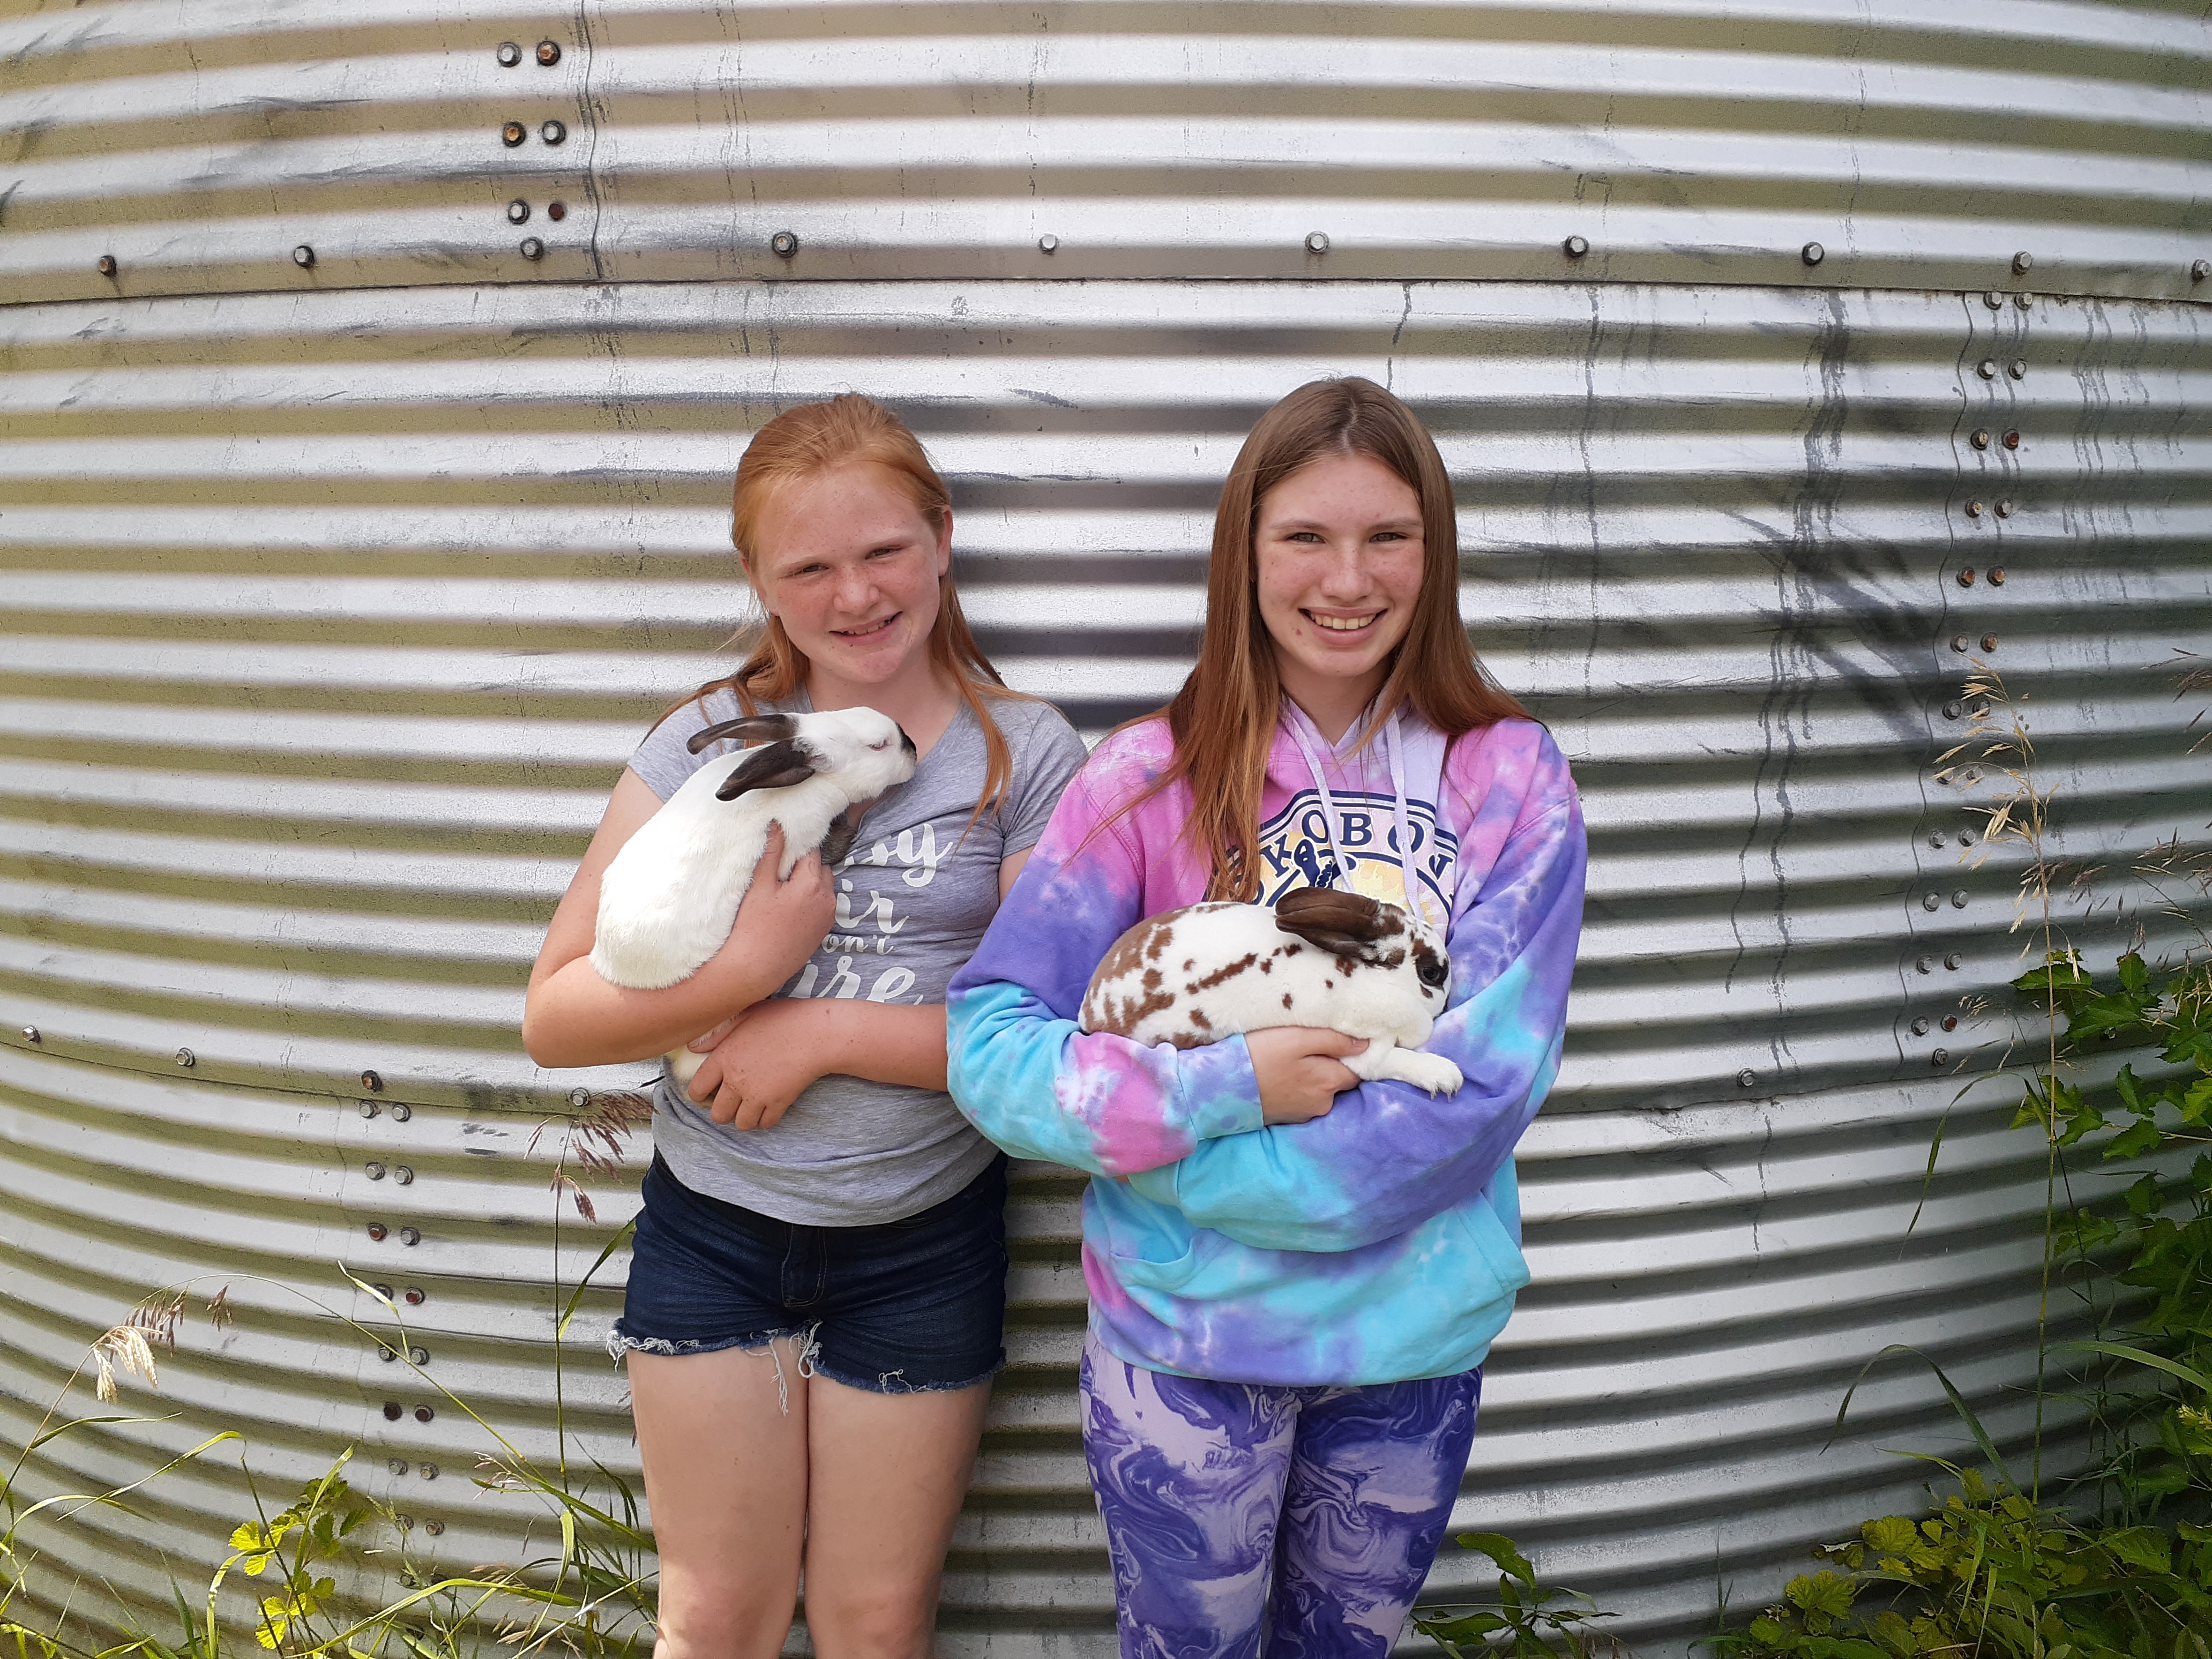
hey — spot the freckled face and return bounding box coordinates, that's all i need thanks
[1253,452,1426,714]
[748,462,952,687]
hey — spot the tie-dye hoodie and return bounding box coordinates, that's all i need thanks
[946,703,1585,1386]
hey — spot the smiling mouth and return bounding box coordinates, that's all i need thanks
[834,615,899,639]
[1306,610,1381,634]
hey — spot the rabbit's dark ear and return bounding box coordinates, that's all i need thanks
[688,713,798,755]
[820,809,863,867]
[714,739,816,801]
[1273,886,1401,962]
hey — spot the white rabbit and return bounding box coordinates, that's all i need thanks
[591,707,917,1088]
[1079,885,1463,1095]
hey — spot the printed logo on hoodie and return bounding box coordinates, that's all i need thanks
[1254,789,1457,928]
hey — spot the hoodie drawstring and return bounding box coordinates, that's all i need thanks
[1282,706,1429,925]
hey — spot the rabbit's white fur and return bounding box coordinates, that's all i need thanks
[1079,886,1462,1096]
[591,706,917,1088]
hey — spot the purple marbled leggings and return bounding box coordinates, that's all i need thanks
[1081,1330,1482,1659]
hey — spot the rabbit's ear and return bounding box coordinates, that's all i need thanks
[714,739,816,801]
[687,713,799,755]
[1273,886,1401,962]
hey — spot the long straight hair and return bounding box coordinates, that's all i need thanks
[1151,377,1528,899]
[675,393,1023,818]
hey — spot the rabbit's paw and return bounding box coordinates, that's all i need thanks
[1385,1051,1464,1096]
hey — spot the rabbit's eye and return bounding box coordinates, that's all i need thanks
[867,738,890,751]
[1416,955,1448,989]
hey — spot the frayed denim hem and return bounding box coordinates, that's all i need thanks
[607,1321,821,1414]
[809,1351,1005,1397]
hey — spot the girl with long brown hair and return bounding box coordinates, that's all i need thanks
[525,394,1086,1658]
[947,378,1587,1657]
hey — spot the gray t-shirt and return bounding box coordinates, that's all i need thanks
[627,686,1087,1225]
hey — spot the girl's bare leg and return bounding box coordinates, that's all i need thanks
[631,1339,813,1659]
[799,1375,993,1659]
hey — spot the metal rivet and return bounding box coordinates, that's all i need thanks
[1911,1018,1931,1037]
[1989,565,2006,583]
[1942,701,1963,720]
[1941,1015,1959,1032]
[360,1100,380,1118]
[2013,292,2031,311]
[1945,953,1962,970]
[1958,765,1981,784]
[1970,429,1991,450]
[403,1287,424,1305]
[1956,568,1976,587]
[292,244,315,269]
[1951,634,1970,653]
[414,1404,434,1422]
[364,1161,386,1180]
[535,39,561,66]
[1564,234,1590,259]
[501,121,526,147]
[1976,359,1997,380]
[1993,499,2013,520]
[496,41,521,66]
[2002,429,2020,450]
[372,1282,392,1298]
[383,1401,402,1420]
[771,230,799,258]
[379,1344,397,1361]
[1960,827,1976,845]
[399,1227,422,1246]
[1964,500,1983,519]
[569,1088,592,1109]
[175,1048,195,1068]
[1736,1069,1755,1088]
[519,236,544,260]
[1951,890,1969,908]
[1306,231,1331,255]
[1800,241,1824,266]
[420,1462,438,1480]
[390,1103,411,1122]
[1984,290,2004,310]
[506,199,529,224]
[2194,259,2209,282]
[395,1512,414,1529]
[1915,954,1933,973]
[1929,831,1948,848]
[387,1458,408,1476]
[1931,1049,1951,1067]
[408,1345,428,1365]
[540,120,566,145]
[1038,234,1058,253]
[2012,251,2032,275]
[2008,360,2026,381]
[425,1519,445,1536]
[1981,634,1999,652]
[1922,893,1941,911]
[96,255,117,278]
[367,1222,388,1242]
[362,1070,383,1093]
[394,1165,414,1185]
[20,1026,38,1044]
[547,200,566,221]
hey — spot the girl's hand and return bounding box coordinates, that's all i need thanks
[685,999,825,1131]
[1246,1027,1367,1125]
[711,824,834,992]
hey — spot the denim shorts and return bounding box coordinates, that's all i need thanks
[610,1151,1009,1394]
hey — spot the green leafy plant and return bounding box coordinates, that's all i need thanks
[1413,1533,1620,1659]
[0,1103,655,1659]
[1714,659,2212,1658]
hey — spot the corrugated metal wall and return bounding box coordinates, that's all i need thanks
[3,1,2210,1654]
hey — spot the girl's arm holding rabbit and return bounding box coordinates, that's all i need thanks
[948,723,1585,1247]
[522,770,834,1070]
